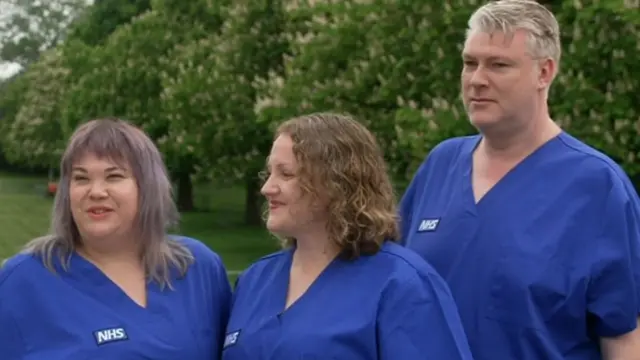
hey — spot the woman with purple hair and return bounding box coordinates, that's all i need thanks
[0,118,231,359]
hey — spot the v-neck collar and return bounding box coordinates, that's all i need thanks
[60,251,165,318]
[270,248,342,319]
[463,132,564,212]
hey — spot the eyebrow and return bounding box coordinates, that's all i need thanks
[462,54,514,62]
[265,161,295,172]
[71,166,122,173]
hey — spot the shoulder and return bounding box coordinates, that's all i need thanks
[373,242,451,295]
[240,249,289,276]
[411,135,478,179]
[376,242,442,277]
[425,135,477,162]
[554,133,635,198]
[0,253,43,296]
[431,135,478,154]
[234,249,289,287]
[170,235,226,272]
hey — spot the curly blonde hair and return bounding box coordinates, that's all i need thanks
[270,112,400,259]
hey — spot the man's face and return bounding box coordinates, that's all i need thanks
[461,29,545,131]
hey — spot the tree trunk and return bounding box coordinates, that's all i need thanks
[244,175,263,226]
[176,170,194,212]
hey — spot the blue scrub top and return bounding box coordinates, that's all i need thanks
[400,132,640,359]
[0,236,232,360]
[222,241,474,360]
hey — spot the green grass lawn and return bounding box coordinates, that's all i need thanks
[0,172,278,283]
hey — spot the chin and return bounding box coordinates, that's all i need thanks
[265,219,293,238]
[469,114,501,129]
[80,226,118,240]
[265,220,283,234]
[265,216,277,229]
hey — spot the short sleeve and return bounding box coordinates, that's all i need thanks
[587,181,640,337]
[0,281,26,359]
[398,161,428,245]
[376,271,474,359]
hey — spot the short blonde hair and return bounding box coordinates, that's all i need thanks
[269,112,400,259]
[21,118,193,288]
[467,0,561,64]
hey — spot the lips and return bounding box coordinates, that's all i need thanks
[87,206,113,215]
[470,97,494,103]
[269,201,285,210]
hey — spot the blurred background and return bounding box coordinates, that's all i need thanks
[0,0,638,282]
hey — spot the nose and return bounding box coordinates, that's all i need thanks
[88,180,108,199]
[260,176,279,198]
[468,66,489,87]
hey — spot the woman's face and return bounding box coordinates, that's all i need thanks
[69,152,139,242]
[260,135,325,238]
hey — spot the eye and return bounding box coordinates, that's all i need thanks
[107,173,124,179]
[72,175,88,182]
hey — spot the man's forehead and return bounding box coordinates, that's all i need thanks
[462,29,529,56]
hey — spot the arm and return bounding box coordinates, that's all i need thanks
[601,319,640,360]
[376,272,474,359]
[587,181,640,359]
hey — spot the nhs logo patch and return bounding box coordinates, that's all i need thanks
[93,327,128,346]
[223,330,241,349]
[417,218,440,232]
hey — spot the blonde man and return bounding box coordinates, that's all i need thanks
[400,1,640,359]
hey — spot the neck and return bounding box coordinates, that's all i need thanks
[77,236,142,265]
[479,106,561,161]
[292,232,339,270]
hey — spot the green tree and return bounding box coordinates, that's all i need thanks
[0,73,28,169]
[3,40,92,169]
[552,0,639,178]
[66,0,152,46]
[263,0,476,182]
[0,0,87,66]
[62,10,186,207]
[62,0,229,210]
[162,0,289,224]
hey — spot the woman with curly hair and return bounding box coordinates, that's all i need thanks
[222,113,473,359]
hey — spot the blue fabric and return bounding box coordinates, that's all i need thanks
[0,236,231,359]
[399,132,640,359]
[222,241,474,359]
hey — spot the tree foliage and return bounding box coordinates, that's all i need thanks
[161,0,289,222]
[552,0,640,175]
[66,0,152,47]
[3,40,92,167]
[0,0,87,66]
[163,0,288,180]
[1,0,639,201]
[262,0,477,180]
